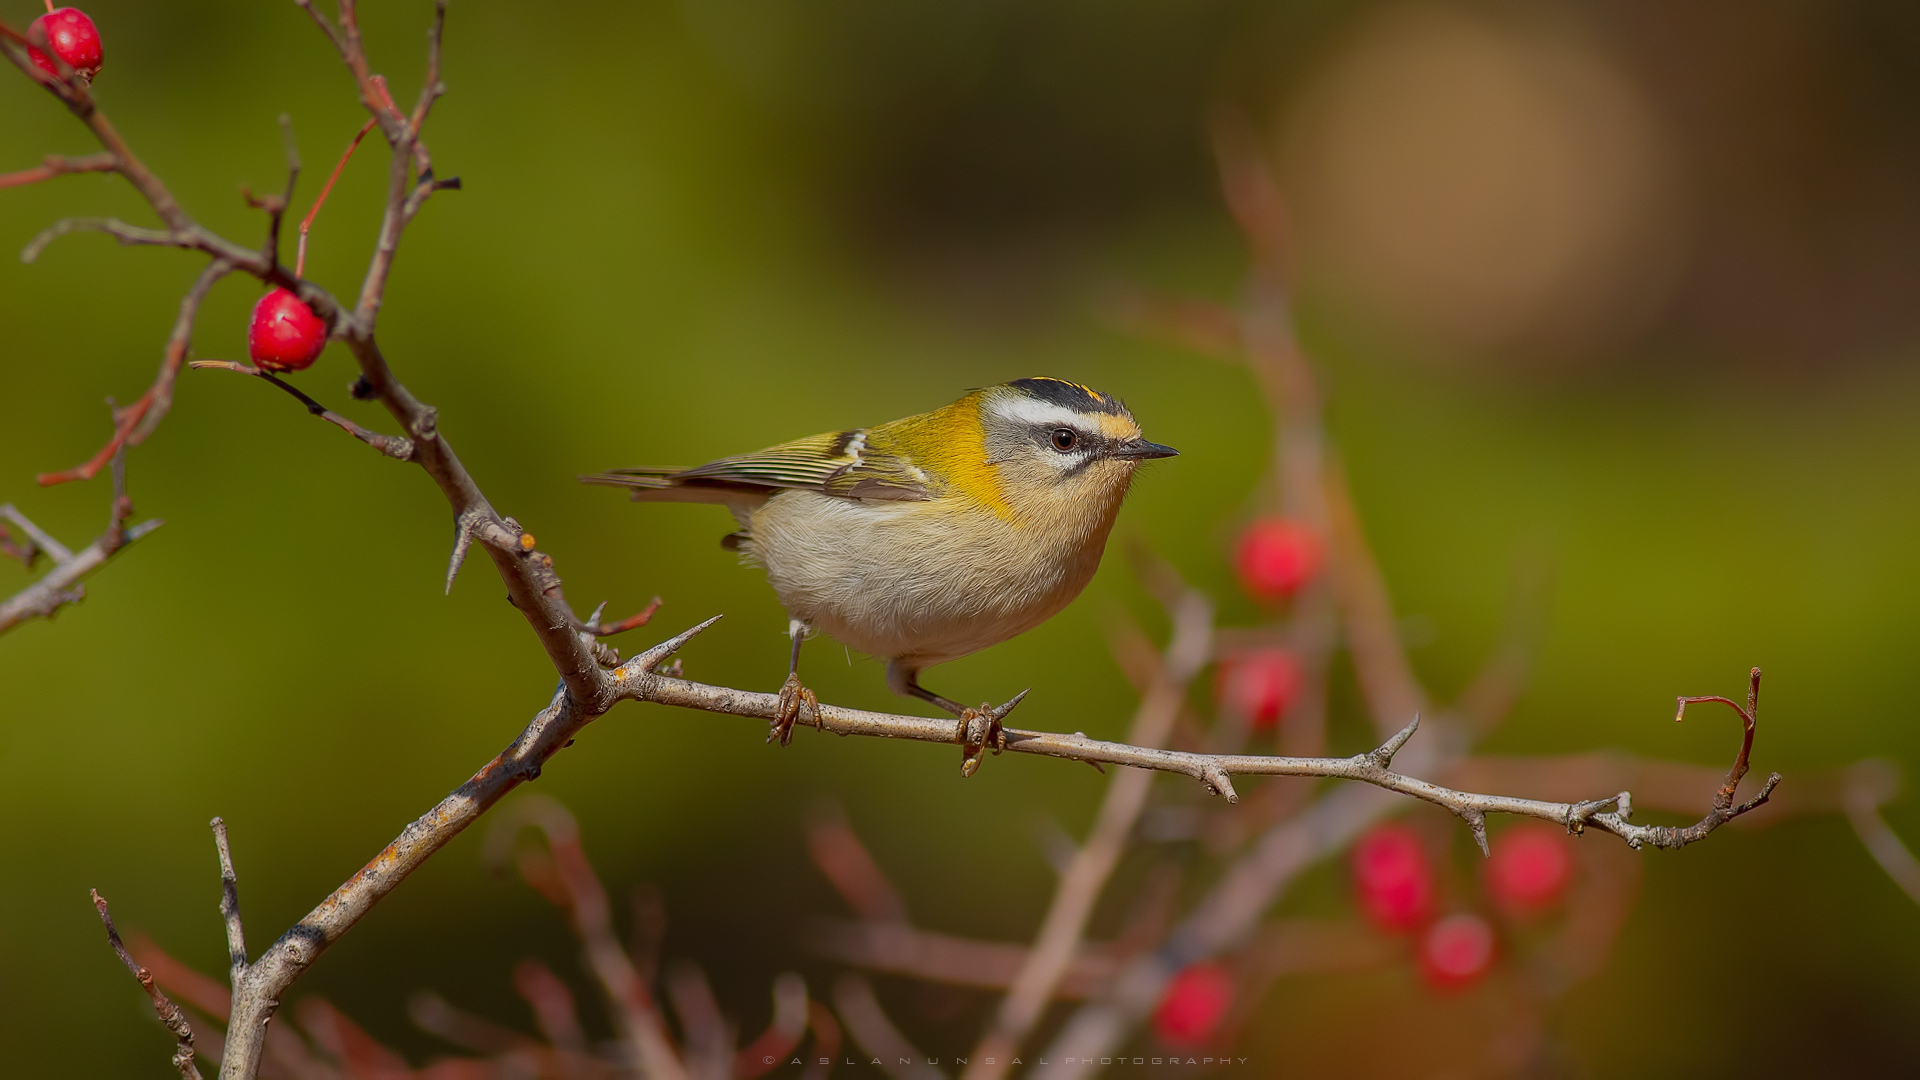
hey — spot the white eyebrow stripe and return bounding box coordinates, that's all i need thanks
[990,396,1092,430]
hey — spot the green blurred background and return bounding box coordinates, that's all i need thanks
[4,0,1920,1074]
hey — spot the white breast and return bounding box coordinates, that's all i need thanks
[744,491,1116,669]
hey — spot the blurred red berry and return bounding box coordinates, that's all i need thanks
[1350,823,1433,933]
[248,289,327,372]
[1214,648,1301,730]
[1484,825,1573,916]
[27,8,103,80]
[1152,962,1234,1047]
[1418,913,1495,991]
[1233,518,1322,601]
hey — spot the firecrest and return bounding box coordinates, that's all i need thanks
[585,377,1177,770]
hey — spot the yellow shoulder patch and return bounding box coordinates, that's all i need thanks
[873,393,1017,523]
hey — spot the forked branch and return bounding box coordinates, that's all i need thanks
[1,442,161,636]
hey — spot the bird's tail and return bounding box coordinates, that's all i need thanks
[580,469,771,507]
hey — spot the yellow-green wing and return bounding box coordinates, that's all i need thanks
[583,429,932,502]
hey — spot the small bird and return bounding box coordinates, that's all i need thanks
[585,377,1177,771]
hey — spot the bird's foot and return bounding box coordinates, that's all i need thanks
[958,689,1030,777]
[772,672,818,748]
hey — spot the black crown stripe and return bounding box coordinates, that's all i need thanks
[1006,377,1128,416]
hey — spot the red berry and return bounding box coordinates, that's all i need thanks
[1152,962,1234,1047]
[1233,518,1322,601]
[1214,648,1301,730]
[1484,825,1573,916]
[248,289,328,372]
[1418,913,1495,991]
[1350,823,1434,933]
[27,8,103,80]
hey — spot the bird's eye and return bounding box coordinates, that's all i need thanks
[1051,428,1078,452]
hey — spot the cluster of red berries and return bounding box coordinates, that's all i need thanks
[1349,822,1574,992]
[1146,824,1574,1043]
[26,5,101,80]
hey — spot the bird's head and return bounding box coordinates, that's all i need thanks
[973,377,1177,527]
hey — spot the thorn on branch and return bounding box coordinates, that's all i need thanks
[1459,808,1490,857]
[90,890,205,1080]
[1564,794,1622,835]
[1367,713,1420,769]
[621,616,725,679]
[444,509,486,593]
[1200,764,1239,803]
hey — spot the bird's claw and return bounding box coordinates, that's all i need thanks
[958,689,1029,777]
[772,672,818,747]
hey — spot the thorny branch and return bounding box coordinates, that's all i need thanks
[615,630,1777,852]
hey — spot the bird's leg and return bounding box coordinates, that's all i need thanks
[772,619,818,747]
[888,661,1029,778]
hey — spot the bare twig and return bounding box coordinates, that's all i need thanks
[91,890,205,1080]
[805,803,910,924]
[210,818,247,984]
[252,115,301,273]
[807,918,1121,998]
[488,794,688,1080]
[584,596,664,637]
[0,504,73,565]
[800,1001,841,1080]
[0,150,115,188]
[188,360,414,460]
[296,996,411,1077]
[513,959,591,1063]
[37,258,233,484]
[1843,760,1920,906]
[832,975,942,1080]
[666,962,732,1080]
[733,973,808,1079]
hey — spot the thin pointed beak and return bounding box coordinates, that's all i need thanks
[1111,438,1179,460]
